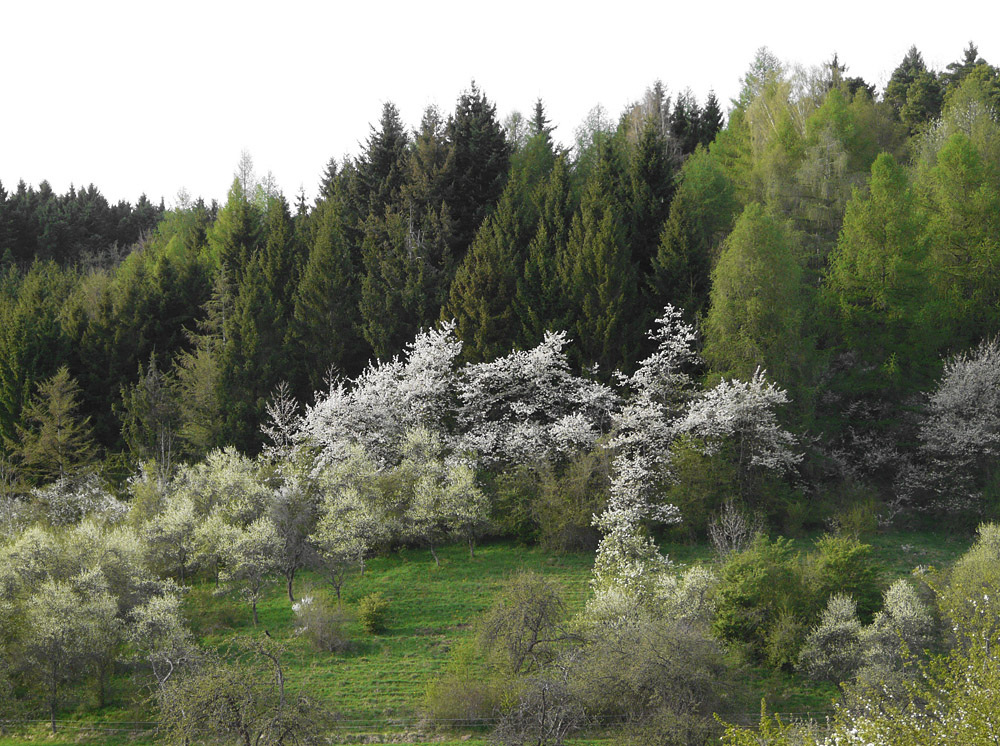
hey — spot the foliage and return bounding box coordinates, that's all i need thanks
[357,591,391,635]
[476,571,571,677]
[292,595,354,653]
[156,638,329,746]
[12,366,97,483]
[796,593,863,687]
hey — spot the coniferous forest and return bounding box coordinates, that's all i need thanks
[3,44,1000,745]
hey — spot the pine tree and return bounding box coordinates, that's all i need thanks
[359,210,437,360]
[289,197,366,391]
[699,92,724,147]
[206,177,261,283]
[627,117,675,283]
[650,147,739,316]
[356,102,410,215]
[515,156,573,346]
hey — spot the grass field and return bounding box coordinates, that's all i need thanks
[0,529,975,744]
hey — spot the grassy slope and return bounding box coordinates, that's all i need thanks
[189,540,595,724]
[0,530,973,743]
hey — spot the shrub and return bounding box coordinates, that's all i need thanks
[292,595,354,653]
[708,500,764,558]
[423,673,498,728]
[797,593,863,687]
[804,534,882,622]
[357,592,390,635]
[713,535,805,662]
[532,450,609,552]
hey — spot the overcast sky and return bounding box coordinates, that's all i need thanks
[2,0,998,207]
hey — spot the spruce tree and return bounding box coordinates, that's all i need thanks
[515,156,573,346]
[561,150,638,375]
[444,82,511,258]
[445,180,526,363]
[650,147,738,316]
[359,210,436,360]
[289,197,366,391]
[699,92,724,147]
[206,178,260,283]
[356,102,410,215]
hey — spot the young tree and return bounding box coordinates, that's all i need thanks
[797,593,863,688]
[13,366,97,483]
[217,517,281,626]
[704,205,806,386]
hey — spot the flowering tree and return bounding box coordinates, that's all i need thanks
[457,331,617,467]
[217,517,281,626]
[676,368,801,504]
[919,338,1000,511]
[593,307,699,597]
[299,324,462,467]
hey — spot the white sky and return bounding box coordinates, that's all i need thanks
[2,0,998,207]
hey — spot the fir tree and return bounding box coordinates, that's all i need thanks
[561,150,638,374]
[289,197,366,391]
[445,180,526,363]
[444,82,511,258]
[515,156,573,346]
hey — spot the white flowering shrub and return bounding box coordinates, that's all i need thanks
[918,338,1000,511]
[30,474,127,527]
[458,331,617,467]
[300,323,462,467]
[677,368,802,476]
[292,594,352,652]
[797,593,863,686]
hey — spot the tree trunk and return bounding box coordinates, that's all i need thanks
[252,600,259,626]
[430,545,440,568]
[49,671,58,734]
[286,571,295,604]
[468,537,475,558]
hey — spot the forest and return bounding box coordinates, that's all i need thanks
[1,42,1000,745]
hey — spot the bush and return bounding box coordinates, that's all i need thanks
[804,534,882,623]
[292,595,354,653]
[423,673,498,728]
[357,592,390,635]
[531,450,609,552]
[797,593,863,687]
[713,535,805,662]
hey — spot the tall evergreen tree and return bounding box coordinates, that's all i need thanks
[206,177,260,282]
[445,180,526,363]
[561,150,638,374]
[515,156,574,346]
[651,147,738,316]
[699,92,725,147]
[359,210,437,360]
[289,197,366,392]
[355,102,410,215]
[443,82,511,258]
